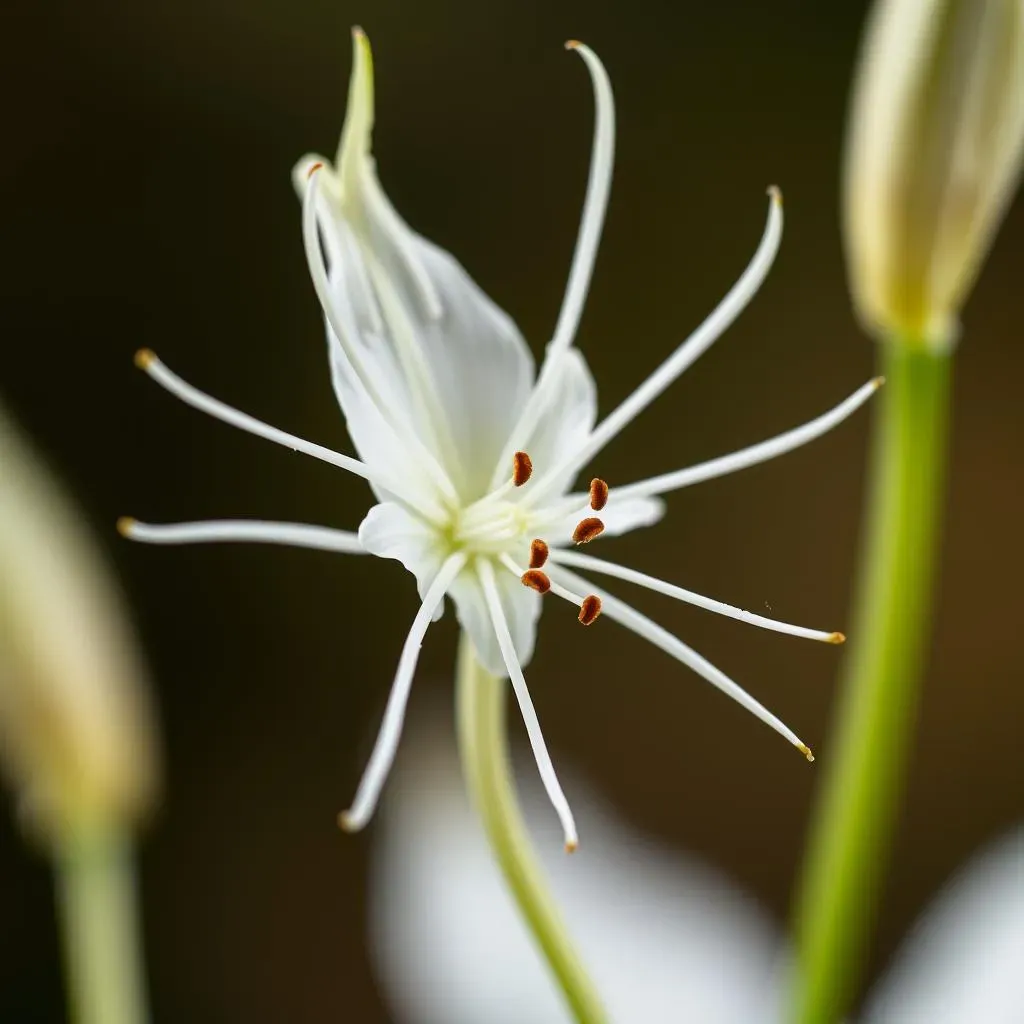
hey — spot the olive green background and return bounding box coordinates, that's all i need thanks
[2,0,1022,1020]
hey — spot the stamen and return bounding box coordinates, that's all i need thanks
[133,351,446,524]
[529,539,550,568]
[578,594,602,625]
[117,517,366,553]
[521,569,552,594]
[306,160,324,179]
[525,189,785,505]
[549,564,813,757]
[549,548,845,643]
[572,517,605,544]
[589,477,609,511]
[512,450,533,486]
[799,743,816,763]
[478,558,578,852]
[339,552,467,832]
[610,377,885,502]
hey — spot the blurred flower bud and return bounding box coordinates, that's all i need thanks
[0,402,159,843]
[844,0,1024,348]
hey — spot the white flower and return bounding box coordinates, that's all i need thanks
[371,721,1024,1024]
[121,30,879,849]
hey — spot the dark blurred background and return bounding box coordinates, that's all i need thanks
[2,0,1022,1020]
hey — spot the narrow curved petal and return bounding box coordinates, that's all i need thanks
[302,30,536,500]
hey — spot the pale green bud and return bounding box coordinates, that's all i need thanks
[844,0,1024,348]
[0,403,159,843]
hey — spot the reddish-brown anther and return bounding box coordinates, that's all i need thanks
[589,478,609,511]
[578,595,602,625]
[512,451,533,486]
[529,539,549,568]
[572,517,605,545]
[520,569,552,594]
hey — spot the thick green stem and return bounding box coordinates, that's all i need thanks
[56,826,150,1024]
[792,341,952,1023]
[455,632,609,1024]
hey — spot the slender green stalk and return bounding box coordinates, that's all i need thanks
[56,826,150,1024]
[454,633,609,1024]
[792,340,952,1023]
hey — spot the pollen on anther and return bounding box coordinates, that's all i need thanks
[578,595,602,625]
[521,569,551,594]
[828,632,846,645]
[307,161,324,179]
[116,517,136,538]
[589,478,609,511]
[564,839,579,854]
[529,539,549,569]
[572,517,605,545]
[798,743,815,763]
[133,348,156,370]
[512,451,533,486]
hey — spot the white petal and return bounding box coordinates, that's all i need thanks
[358,503,447,620]
[514,349,597,500]
[303,31,536,500]
[447,559,541,679]
[542,494,665,546]
[371,721,788,1024]
[863,827,1024,1024]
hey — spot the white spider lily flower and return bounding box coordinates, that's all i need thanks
[845,0,1024,347]
[122,30,879,849]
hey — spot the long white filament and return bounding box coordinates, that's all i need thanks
[489,41,616,490]
[119,519,366,553]
[550,549,842,642]
[340,552,468,831]
[549,565,813,758]
[612,377,884,501]
[135,352,445,524]
[477,558,579,851]
[526,190,784,504]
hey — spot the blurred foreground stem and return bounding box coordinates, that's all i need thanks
[56,827,149,1024]
[793,341,952,1023]
[455,632,608,1024]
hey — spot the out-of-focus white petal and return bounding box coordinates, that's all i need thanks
[370,715,787,1024]
[448,562,541,678]
[863,827,1024,1024]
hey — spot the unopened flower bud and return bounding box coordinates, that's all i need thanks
[844,0,1024,348]
[0,403,159,843]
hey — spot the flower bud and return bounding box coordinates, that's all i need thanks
[0,403,159,843]
[844,0,1024,348]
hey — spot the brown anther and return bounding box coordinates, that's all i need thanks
[512,450,533,486]
[578,595,602,625]
[307,160,324,179]
[529,539,549,569]
[572,517,605,545]
[521,569,551,594]
[589,477,609,511]
[134,348,156,369]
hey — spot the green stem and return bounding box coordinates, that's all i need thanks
[792,340,952,1023]
[56,826,150,1024]
[454,632,609,1024]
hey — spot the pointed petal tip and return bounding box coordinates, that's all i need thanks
[116,517,136,538]
[827,631,846,645]
[134,348,156,370]
[799,743,815,763]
